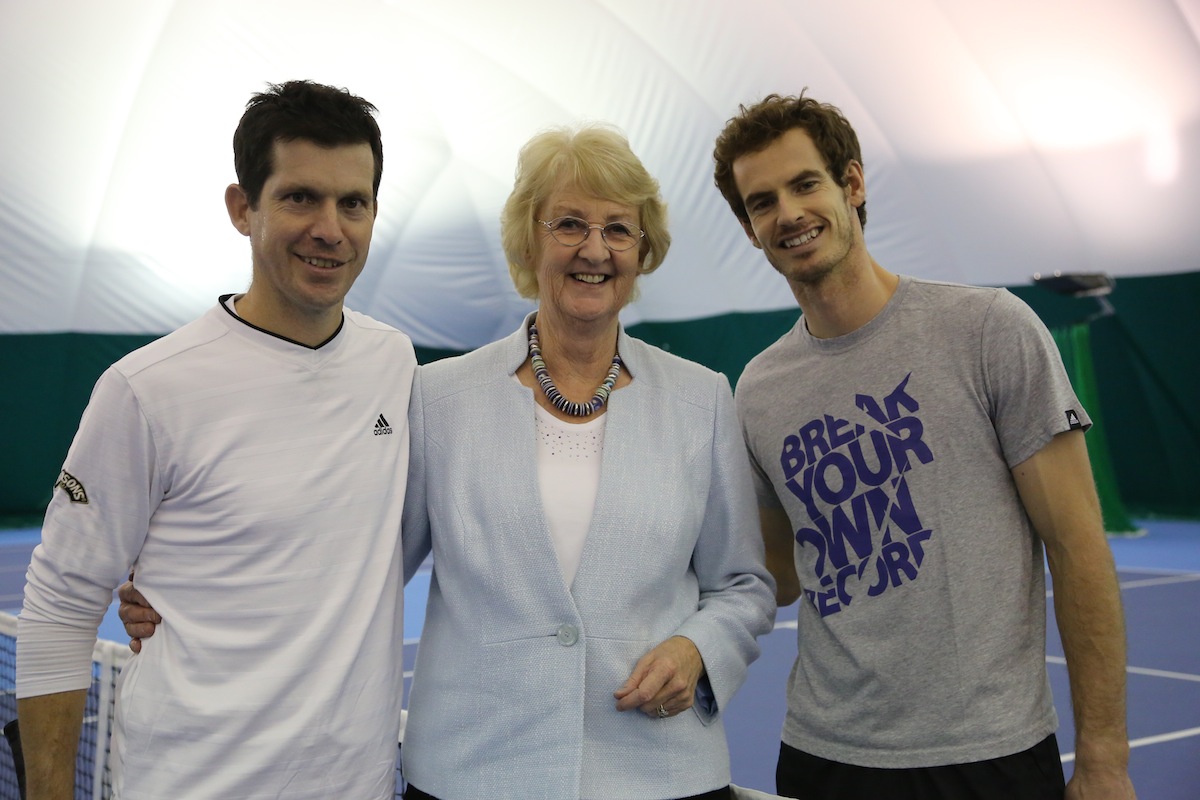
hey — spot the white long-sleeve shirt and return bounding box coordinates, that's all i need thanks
[19,299,415,799]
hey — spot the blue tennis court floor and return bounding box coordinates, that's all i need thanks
[3,518,1197,797]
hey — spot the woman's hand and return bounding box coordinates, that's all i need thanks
[117,577,161,654]
[613,635,704,718]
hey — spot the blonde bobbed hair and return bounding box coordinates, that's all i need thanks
[501,124,670,300]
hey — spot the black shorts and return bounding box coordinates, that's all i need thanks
[406,784,731,800]
[776,735,1066,799]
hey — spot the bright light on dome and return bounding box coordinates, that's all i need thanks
[1012,72,1146,150]
[1010,66,1182,185]
[1144,118,1180,185]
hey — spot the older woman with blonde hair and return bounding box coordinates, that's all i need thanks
[399,123,775,799]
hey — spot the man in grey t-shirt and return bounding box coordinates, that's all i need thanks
[710,93,1135,800]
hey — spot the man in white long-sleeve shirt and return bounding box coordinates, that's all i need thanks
[17,79,416,800]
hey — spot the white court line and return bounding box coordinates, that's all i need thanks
[1046,571,1200,598]
[1061,726,1200,762]
[772,631,1200,683]
[1045,655,1200,683]
[1117,573,1200,590]
[1114,566,1200,577]
[1126,726,1200,750]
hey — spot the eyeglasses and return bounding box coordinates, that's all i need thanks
[538,216,644,252]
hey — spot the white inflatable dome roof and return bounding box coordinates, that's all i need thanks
[3,0,1197,349]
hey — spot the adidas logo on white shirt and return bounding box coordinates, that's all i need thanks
[374,414,393,436]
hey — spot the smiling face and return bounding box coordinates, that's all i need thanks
[226,138,377,343]
[732,127,866,288]
[532,184,643,332]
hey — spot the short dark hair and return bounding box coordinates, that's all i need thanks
[713,91,866,229]
[232,80,383,209]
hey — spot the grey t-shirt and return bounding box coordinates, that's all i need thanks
[736,275,1089,768]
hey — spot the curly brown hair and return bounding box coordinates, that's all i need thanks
[712,92,866,229]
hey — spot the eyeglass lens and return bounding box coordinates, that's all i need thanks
[543,217,642,251]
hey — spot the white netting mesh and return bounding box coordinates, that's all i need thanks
[0,611,129,799]
[0,611,405,799]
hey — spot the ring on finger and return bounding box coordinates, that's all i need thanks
[656,704,669,718]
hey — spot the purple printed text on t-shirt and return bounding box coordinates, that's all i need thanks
[777,373,935,617]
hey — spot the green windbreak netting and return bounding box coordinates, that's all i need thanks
[1051,323,1143,536]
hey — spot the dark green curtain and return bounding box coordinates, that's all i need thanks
[5,272,1199,523]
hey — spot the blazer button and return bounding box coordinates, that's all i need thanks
[556,624,579,646]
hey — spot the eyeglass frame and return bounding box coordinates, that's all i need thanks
[537,216,645,252]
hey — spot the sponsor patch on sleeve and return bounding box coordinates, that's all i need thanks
[1065,409,1083,430]
[54,470,89,504]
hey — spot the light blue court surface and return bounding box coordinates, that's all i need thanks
[3,519,1198,797]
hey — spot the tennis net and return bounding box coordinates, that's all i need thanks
[0,611,406,799]
[0,610,129,800]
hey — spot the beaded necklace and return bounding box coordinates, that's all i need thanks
[528,321,622,417]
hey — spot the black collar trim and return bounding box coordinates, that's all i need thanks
[217,294,343,350]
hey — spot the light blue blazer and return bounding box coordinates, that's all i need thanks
[401,316,776,800]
